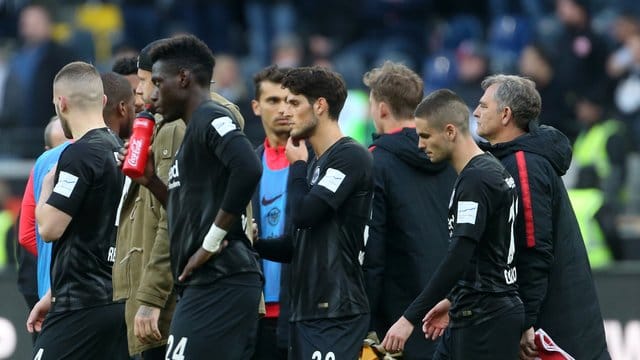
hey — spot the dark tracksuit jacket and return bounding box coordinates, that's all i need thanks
[481,123,610,360]
[363,128,456,360]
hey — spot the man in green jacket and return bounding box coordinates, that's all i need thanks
[112,39,185,359]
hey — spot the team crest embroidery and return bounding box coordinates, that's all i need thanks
[311,166,321,185]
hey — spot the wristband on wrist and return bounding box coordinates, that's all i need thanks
[202,223,227,252]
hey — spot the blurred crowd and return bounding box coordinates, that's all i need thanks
[2,0,640,269]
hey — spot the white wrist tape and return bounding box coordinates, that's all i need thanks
[202,223,227,253]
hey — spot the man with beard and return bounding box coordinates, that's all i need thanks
[281,66,372,359]
[26,61,128,359]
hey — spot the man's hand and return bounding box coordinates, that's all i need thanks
[519,327,538,360]
[178,241,228,282]
[381,316,414,353]
[422,298,450,340]
[118,142,157,186]
[134,305,162,344]
[285,137,308,163]
[26,291,52,333]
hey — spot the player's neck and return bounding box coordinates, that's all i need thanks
[69,112,107,139]
[381,118,414,134]
[266,132,287,148]
[309,120,343,158]
[451,136,485,174]
[183,89,211,125]
[487,126,526,145]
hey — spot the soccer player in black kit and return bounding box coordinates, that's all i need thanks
[382,89,523,359]
[132,35,263,359]
[26,61,128,359]
[281,67,372,359]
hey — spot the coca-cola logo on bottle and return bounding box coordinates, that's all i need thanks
[127,138,143,166]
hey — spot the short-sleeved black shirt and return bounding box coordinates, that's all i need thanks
[290,137,372,321]
[166,101,261,288]
[447,153,521,327]
[46,128,124,312]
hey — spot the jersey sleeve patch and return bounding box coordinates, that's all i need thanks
[317,168,346,193]
[456,201,478,224]
[211,116,237,136]
[53,171,79,198]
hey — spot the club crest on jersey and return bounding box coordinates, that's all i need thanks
[168,160,181,189]
[266,207,281,226]
[311,166,321,185]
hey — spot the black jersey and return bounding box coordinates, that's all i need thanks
[46,128,124,312]
[290,137,372,321]
[447,153,520,327]
[166,100,261,288]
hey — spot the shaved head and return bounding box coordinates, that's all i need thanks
[53,61,104,111]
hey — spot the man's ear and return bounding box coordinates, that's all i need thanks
[118,100,126,117]
[251,99,261,116]
[178,68,190,88]
[315,97,328,117]
[501,106,513,126]
[379,101,390,119]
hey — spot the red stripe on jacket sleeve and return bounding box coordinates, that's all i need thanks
[515,151,536,248]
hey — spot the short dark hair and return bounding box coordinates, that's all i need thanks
[414,89,470,133]
[252,65,288,100]
[112,56,138,76]
[101,72,133,116]
[148,34,215,88]
[281,66,347,120]
[363,61,424,119]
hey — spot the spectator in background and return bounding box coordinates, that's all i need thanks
[244,0,296,67]
[605,12,640,79]
[612,32,640,143]
[551,0,609,125]
[6,5,75,157]
[519,43,578,142]
[567,87,629,267]
[362,61,456,360]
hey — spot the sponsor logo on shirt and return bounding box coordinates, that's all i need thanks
[261,194,283,206]
[168,160,181,189]
[53,171,79,198]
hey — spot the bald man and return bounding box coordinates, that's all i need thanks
[27,61,128,360]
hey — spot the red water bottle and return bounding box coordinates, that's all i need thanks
[122,111,155,178]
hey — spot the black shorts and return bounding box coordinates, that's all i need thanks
[167,274,262,360]
[433,305,524,360]
[289,314,369,360]
[32,302,128,360]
